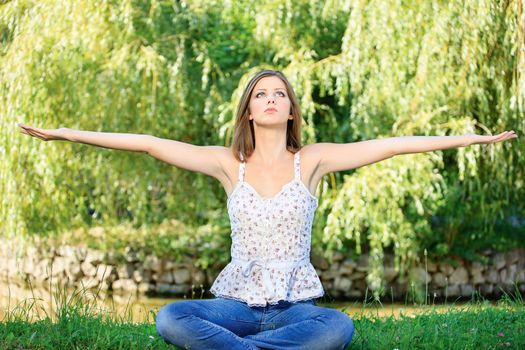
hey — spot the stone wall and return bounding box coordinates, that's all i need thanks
[1,238,524,301]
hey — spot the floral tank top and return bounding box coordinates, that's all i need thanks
[210,150,325,307]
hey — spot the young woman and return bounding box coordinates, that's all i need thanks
[19,69,517,349]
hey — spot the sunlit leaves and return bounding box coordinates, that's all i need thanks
[0,0,523,298]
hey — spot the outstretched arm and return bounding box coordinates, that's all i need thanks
[391,131,517,155]
[18,123,227,179]
[314,130,518,176]
[19,124,153,152]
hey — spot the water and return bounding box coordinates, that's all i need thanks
[0,281,483,323]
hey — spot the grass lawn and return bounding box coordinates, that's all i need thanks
[1,288,524,349]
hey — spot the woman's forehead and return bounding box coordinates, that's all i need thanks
[253,76,286,90]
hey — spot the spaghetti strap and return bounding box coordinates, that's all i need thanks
[294,151,300,180]
[238,152,245,183]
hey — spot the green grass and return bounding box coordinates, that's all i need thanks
[349,304,524,349]
[1,286,524,349]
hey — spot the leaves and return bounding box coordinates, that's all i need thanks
[1,0,523,299]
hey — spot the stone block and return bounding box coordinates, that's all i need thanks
[505,250,520,265]
[517,270,525,283]
[349,272,366,280]
[410,267,431,284]
[57,246,75,258]
[158,271,174,284]
[78,276,100,289]
[156,283,172,294]
[334,277,352,292]
[493,253,506,270]
[65,262,82,281]
[426,261,438,273]
[138,282,154,294]
[142,256,160,271]
[81,261,97,277]
[505,264,517,283]
[331,252,345,262]
[449,267,468,284]
[439,264,454,276]
[445,284,460,297]
[480,284,494,295]
[173,268,191,284]
[460,284,474,297]
[471,271,485,285]
[192,270,206,285]
[485,268,500,284]
[85,249,105,264]
[322,270,340,280]
[96,264,114,283]
[169,284,190,295]
[112,278,137,293]
[384,267,398,283]
[311,254,329,270]
[471,261,486,275]
[432,272,447,288]
[356,254,368,272]
[75,246,88,261]
[329,262,341,271]
[117,263,134,279]
[348,289,363,298]
[133,267,145,283]
[51,257,69,277]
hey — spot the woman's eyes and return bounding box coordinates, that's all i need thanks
[255,91,286,98]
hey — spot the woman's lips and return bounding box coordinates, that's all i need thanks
[264,108,278,113]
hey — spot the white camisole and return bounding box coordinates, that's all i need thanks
[209,149,325,307]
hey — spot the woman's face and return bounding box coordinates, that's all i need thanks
[248,76,292,126]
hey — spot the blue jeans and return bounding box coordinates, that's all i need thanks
[156,297,354,349]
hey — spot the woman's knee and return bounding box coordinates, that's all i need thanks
[324,309,355,348]
[155,303,175,338]
[155,301,194,338]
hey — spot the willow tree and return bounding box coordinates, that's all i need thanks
[1,0,523,296]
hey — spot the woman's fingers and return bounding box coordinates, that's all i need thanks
[30,129,50,140]
[494,132,508,142]
[26,129,44,140]
[475,130,517,145]
[19,123,45,139]
[492,130,517,144]
[20,125,49,140]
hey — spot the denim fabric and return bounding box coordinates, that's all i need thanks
[156,297,354,350]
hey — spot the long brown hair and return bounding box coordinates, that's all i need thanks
[230,70,303,162]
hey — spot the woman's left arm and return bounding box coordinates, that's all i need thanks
[314,131,518,176]
[393,131,517,155]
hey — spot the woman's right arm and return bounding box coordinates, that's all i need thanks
[18,124,228,180]
[19,124,153,152]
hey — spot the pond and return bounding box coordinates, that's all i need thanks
[0,281,488,323]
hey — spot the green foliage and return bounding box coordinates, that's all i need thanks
[1,0,524,297]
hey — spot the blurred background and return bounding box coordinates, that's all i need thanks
[1,0,524,303]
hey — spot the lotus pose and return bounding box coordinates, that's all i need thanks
[19,69,517,350]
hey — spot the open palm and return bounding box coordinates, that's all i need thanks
[467,131,518,145]
[18,123,69,141]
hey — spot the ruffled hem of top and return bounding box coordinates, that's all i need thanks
[210,290,325,308]
[209,261,325,307]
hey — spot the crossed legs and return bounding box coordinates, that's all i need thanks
[156,297,354,350]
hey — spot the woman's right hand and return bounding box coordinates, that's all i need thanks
[18,123,70,141]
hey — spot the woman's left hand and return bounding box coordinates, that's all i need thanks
[466,131,518,145]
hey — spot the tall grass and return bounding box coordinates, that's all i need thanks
[1,279,524,349]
